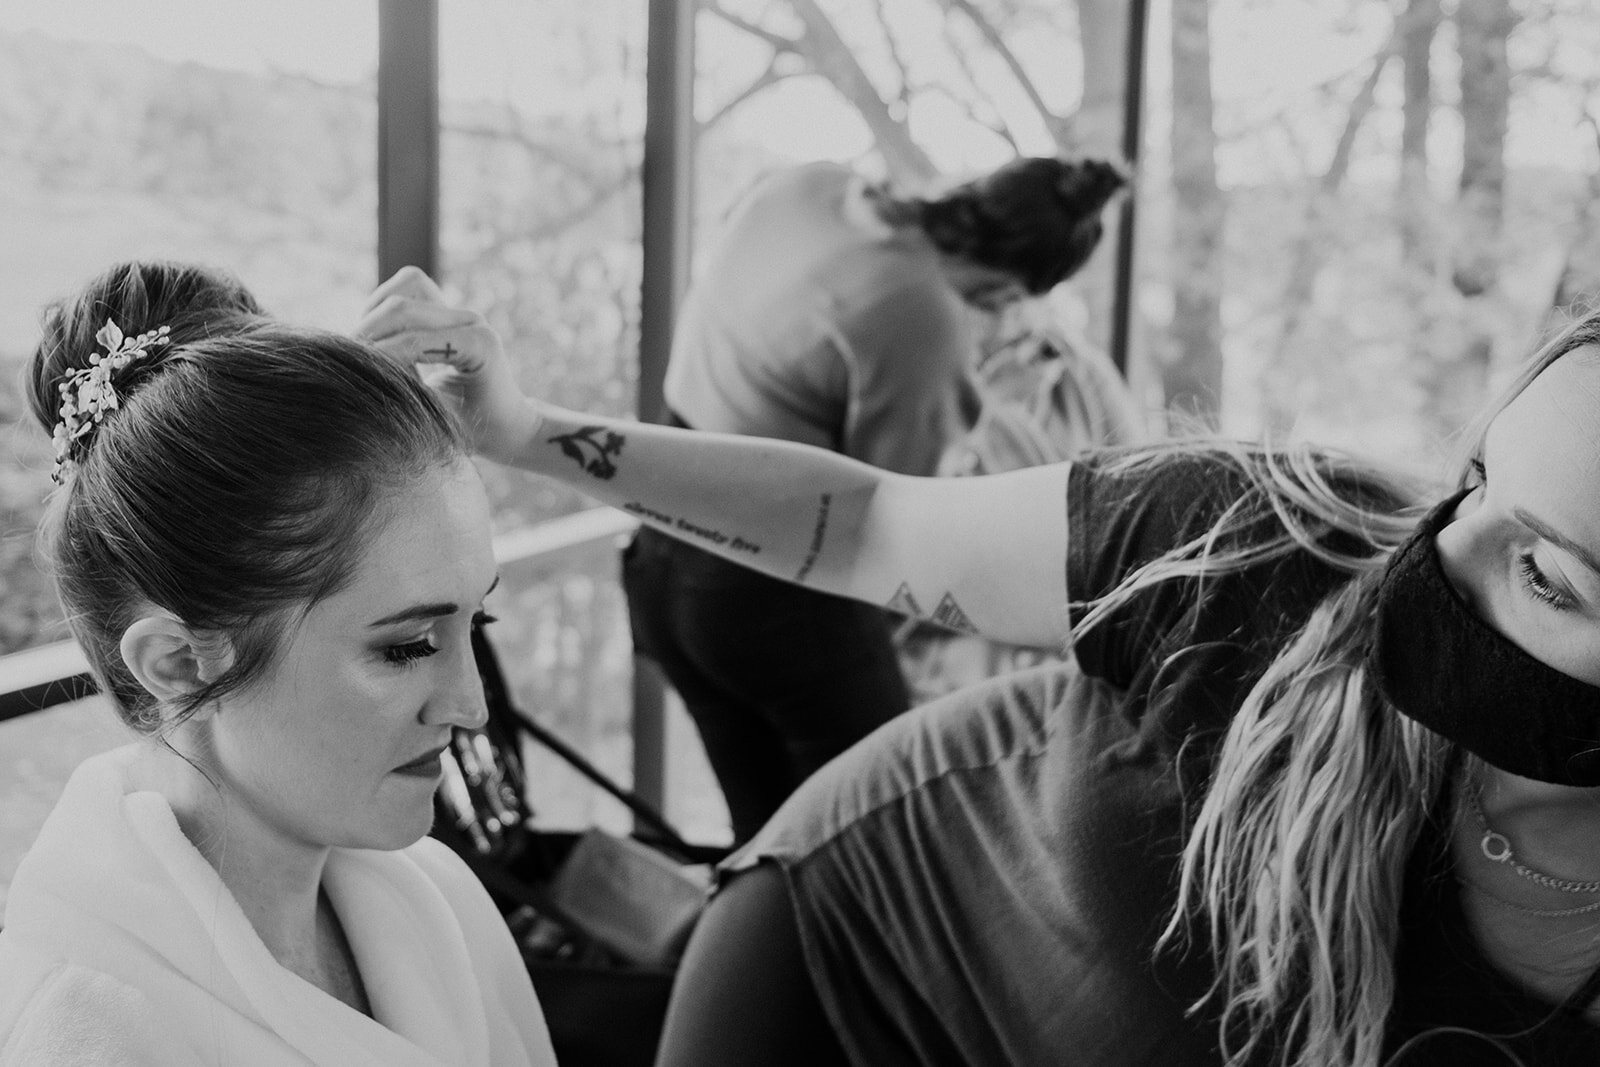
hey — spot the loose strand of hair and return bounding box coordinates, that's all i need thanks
[1079,439,1447,1066]
[1161,592,1451,1067]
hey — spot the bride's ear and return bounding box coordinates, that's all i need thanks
[119,614,232,706]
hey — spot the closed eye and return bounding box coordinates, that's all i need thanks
[385,610,497,667]
[384,637,439,665]
[1467,456,1576,611]
[1518,553,1575,611]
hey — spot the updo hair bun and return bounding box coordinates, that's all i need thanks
[34,259,465,736]
[28,260,264,439]
[916,195,988,261]
[1053,157,1129,218]
[898,154,1130,297]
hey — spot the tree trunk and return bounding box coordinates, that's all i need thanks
[1454,0,1512,300]
[1063,0,1127,362]
[1399,0,1441,269]
[1163,0,1225,426]
[1439,0,1515,430]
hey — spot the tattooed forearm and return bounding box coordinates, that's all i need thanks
[622,502,761,554]
[423,343,458,359]
[793,493,832,584]
[550,426,624,480]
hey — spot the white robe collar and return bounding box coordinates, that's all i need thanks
[4,745,544,1065]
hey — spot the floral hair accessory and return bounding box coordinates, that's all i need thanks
[51,320,171,485]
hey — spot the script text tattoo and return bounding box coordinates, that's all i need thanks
[794,494,832,583]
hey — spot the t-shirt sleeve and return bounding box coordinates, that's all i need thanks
[835,279,976,476]
[1065,449,1354,735]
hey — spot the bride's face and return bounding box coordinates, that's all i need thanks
[194,459,498,855]
[1435,346,1600,688]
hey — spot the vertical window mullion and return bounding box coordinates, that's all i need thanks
[632,0,696,819]
[377,0,439,282]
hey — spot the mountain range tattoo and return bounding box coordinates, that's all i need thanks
[885,582,923,617]
[549,426,624,480]
[794,493,832,583]
[930,592,978,634]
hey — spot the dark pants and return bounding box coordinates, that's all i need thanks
[622,527,911,844]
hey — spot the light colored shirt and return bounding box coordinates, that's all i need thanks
[665,161,980,476]
[0,745,556,1066]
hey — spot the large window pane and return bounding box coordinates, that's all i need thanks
[1145,0,1600,470]
[0,2,379,658]
[437,1,689,836]
[0,0,380,905]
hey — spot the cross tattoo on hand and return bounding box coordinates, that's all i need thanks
[424,343,457,360]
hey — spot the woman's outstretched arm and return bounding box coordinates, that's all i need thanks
[358,267,1072,649]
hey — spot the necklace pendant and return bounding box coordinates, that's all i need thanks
[1481,830,1513,864]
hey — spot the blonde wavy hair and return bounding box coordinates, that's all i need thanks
[1072,309,1600,1067]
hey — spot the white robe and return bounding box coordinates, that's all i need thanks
[0,745,557,1066]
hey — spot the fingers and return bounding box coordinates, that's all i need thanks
[364,321,500,376]
[356,294,481,344]
[355,270,507,391]
[363,265,448,317]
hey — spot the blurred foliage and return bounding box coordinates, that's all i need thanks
[438,96,646,532]
[694,0,1600,471]
[0,20,648,655]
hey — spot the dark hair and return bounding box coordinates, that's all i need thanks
[870,156,1128,294]
[29,261,465,734]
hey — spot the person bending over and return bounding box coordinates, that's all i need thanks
[627,155,1129,842]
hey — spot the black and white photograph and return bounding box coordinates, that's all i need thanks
[5,1,1600,1064]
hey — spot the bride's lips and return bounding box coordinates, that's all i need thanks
[392,744,449,778]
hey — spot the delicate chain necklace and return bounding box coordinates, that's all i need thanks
[1474,889,1600,919]
[1466,784,1600,895]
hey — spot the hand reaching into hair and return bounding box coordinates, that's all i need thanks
[356,267,542,465]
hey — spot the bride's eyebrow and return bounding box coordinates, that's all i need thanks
[367,574,501,628]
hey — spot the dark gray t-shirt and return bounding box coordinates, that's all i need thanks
[726,449,1600,1065]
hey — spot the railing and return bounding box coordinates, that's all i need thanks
[0,642,93,725]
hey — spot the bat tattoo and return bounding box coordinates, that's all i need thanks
[549,426,625,480]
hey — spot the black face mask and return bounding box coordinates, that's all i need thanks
[1368,490,1600,786]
